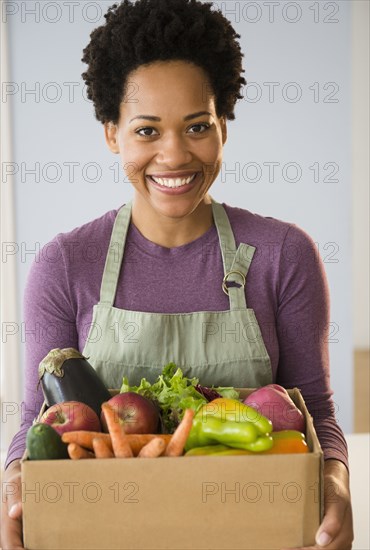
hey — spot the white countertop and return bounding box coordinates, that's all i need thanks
[346,433,370,550]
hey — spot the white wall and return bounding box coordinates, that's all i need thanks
[3,0,355,432]
[352,0,370,349]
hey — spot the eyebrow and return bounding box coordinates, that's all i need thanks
[129,111,212,124]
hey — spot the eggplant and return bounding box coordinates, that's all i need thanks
[38,348,111,417]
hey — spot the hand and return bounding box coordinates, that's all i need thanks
[281,459,354,550]
[0,460,25,550]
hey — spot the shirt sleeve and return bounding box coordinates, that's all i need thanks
[4,235,78,470]
[275,225,349,472]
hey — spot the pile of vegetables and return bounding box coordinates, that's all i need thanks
[27,348,310,461]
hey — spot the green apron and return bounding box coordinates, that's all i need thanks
[82,197,272,389]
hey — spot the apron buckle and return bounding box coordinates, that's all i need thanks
[222,270,246,295]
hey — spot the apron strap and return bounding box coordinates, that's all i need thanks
[210,197,255,310]
[99,200,133,306]
[210,198,236,273]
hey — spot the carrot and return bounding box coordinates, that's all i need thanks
[127,434,172,456]
[62,431,112,450]
[67,443,95,460]
[101,402,133,458]
[62,431,172,455]
[165,408,195,457]
[138,437,166,458]
[92,437,115,458]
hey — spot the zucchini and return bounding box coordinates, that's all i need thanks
[38,348,111,417]
[26,423,69,460]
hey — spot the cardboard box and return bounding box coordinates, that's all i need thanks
[21,388,324,550]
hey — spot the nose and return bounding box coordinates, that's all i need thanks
[156,132,193,167]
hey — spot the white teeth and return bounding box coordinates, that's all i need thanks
[150,173,197,188]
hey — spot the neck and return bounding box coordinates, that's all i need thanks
[130,195,214,248]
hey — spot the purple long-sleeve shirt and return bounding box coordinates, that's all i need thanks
[5,201,348,470]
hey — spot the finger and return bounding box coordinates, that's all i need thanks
[280,498,353,550]
[315,492,348,547]
[0,508,24,550]
[3,476,22,514]
[280,502,354,550]
[317,503,354,550]
[9,500,23,519]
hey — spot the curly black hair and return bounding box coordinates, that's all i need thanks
[81,0,246,124]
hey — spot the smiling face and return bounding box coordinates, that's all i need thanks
[104,60,227,231]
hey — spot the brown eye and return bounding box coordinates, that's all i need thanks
[188,123,210,133]
[136,127,158,137]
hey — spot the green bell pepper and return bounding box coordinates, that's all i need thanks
[200,398,273,436]
[184,413,273,452]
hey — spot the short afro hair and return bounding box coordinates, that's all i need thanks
[81,0,246,124]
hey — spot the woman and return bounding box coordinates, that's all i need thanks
[1,0,353,548]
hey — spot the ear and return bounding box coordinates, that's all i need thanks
[104,122,120,153]
[220,115,227,145]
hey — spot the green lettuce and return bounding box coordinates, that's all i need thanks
[120,362,239,433]
[215,387,241,400]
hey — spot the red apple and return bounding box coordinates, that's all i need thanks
[243,384,305,433]
[40,401,101,435]
[101,392,160,434]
